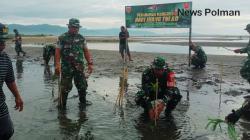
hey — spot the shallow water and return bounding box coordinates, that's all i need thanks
[3,59,250,140]
[88,42,244,56]
[19,42,246,56]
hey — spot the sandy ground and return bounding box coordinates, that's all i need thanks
[4,44,246,80]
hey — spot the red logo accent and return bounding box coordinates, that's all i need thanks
[183,3,190,10]
[125,6,132,13]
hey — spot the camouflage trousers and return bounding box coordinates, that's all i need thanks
[240,59,250,83]
[60,66,88,107]
[191,57,206,68]
[135,87,182,114]
[43,47,55,65]
[15,44,25,56]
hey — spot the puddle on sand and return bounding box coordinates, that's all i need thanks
[2,60,249,140]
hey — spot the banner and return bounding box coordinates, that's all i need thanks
[125,2,192,28]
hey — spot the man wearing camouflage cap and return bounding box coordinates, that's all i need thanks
[225,24,250,124]
[0,23,23,139]
[55,18,93,109]
[135,56,182,117]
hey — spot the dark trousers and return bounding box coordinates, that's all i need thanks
[0,114,14,140]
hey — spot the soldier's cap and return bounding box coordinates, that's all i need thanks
[0,23,9,41]
[152,56,166,69]
[245,24,250,30]
[67,18,82,28]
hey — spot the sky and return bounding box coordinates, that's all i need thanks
[0,0,250,35]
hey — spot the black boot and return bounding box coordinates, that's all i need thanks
[79,91,92,106]
[79,94,86,104]
[165,94,182,116]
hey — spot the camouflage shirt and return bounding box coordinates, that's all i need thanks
[194,46,207,63]
[142,67,172,99]
[239,39,250,59]
[58,32,87,67]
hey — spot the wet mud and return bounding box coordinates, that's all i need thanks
[2,47,250,140]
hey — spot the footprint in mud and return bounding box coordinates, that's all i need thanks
[224,90,244,96]
[192,81,202,89]
[135,65,146,72]
[204,80,217,86]
[223,99,236,104]
[176,76,188,82]
[173,101,197,140]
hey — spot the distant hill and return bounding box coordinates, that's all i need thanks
[8,24,241,37]
[8,24,66,36]
[8,24,160,36]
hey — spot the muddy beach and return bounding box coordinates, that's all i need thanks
[3,39,250,140]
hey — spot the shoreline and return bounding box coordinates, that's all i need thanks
[5,36,249,47]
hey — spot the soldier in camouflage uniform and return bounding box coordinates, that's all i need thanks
[13,29,26,56]
[43,44,56,65]
[135,57,182,116]
[55,18,93,109]
[190,42,207,69]
[225,24,250,124]
[234,24,250,83]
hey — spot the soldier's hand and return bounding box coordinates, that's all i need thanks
[15,96,23,112]
[87,64,93,75]
[225,110,240,124]
[234,49,241,53]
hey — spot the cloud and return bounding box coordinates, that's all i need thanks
[0,0,250,34]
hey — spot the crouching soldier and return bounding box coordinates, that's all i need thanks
[190,42,207,69]
[135,57,182,118]
[43,44,56,65]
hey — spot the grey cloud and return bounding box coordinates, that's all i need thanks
[0,0,249,35]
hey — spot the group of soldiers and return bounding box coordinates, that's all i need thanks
[42,20,250,124]
[1,18,250,139]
